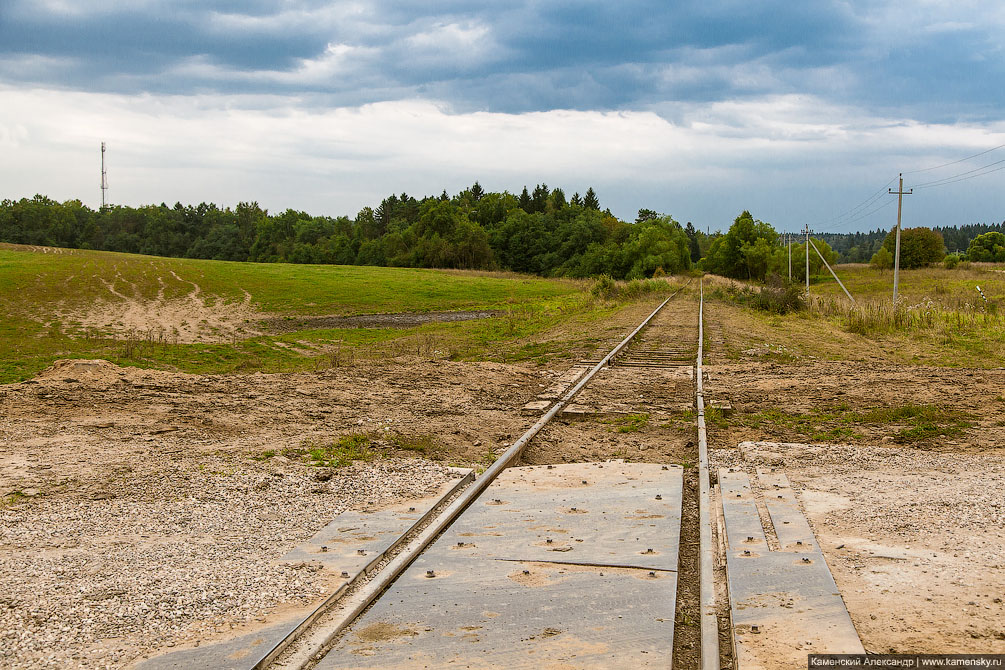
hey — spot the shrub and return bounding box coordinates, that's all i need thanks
[590,274,616,298]
[943,254,960,269]
[590,275,667,301]
[725,275,805,314]
[881,227,945,268]
[966,231,1005,263]
[870,246,893,270]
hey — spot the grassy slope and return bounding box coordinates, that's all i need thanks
[705,263,1005,367]
[0,245,616,383]
[0,246,576,314]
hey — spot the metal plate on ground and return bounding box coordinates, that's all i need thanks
[443,462,681,570]
[719,469,864,669]
[136,471,473,670]
[317,462,683,669]
[757,469,817,551]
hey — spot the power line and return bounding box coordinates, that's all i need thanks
[918,162,1005,189]
[839,196,896,226]
[911,158,1005,189]
[903,143,1005,174]
[810,176,899,232]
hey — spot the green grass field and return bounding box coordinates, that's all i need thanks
[706,262,1005,367]
[0,244,661,383]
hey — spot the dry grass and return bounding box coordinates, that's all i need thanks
[703,263,1005,367]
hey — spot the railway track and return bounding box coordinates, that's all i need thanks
[266,281,705,670]
[142,278,864,670]
[139,280,713,669]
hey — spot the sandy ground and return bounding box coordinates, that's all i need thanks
[711,441,1005,654]
[704,357,1005,655]
[4,286,1005,667]
[53,270,263,344]
[0,356,560,669]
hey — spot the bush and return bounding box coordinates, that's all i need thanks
[620,278,666,300]
[590,274,668,301]
[870,246,893,270]
[590,274,616,299]
[943,253,960,269]
[966,231,1005,262]
[881,227,945,268]
[725,275,805,314]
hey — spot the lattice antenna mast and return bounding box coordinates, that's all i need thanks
[101,142,109,209]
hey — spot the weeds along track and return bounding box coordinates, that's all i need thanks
[251,280,711,670]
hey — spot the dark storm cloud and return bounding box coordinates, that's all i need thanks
[0,0,1001,121]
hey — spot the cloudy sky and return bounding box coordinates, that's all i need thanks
[2,1,1004,232]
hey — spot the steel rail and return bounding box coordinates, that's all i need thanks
[264,280,692,669]
[696,279,721,670]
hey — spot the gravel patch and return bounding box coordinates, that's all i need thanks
[711,441,1005,651]
[260,310,500,333]
[0,456,454,669]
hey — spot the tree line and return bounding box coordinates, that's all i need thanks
[816,222,1004,263]
[2,187,1001,280]
[0,186,703,280]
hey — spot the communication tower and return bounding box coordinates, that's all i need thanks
[101,141,109,208]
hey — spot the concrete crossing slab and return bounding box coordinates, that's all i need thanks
[136,471,473,670]
[317,462,683,669]
[719,468,864,670]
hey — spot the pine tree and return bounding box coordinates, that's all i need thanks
[636,208,658,223]
[518,186,532,212]
[470,181,484,202]
[531,184,549,213]
[570,192,582,207]
[583,187,600,210]
[549,188,567,210]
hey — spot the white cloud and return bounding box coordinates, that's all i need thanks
[15,0,162,18]
[168,42,380,87]
[205,3,373,35]
[1,86,1004,230]
[402,21,499,67]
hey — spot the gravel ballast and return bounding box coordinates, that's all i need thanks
[0,457,455,669]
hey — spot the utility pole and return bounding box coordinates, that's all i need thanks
[804,224,811,299]
[101,142,109,209]
[787,233,792,281]
[889,173,912,304]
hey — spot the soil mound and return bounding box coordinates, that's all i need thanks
[33,359,126,384]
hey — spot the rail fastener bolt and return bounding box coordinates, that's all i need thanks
[340,571,349,578]
[408,507,416,512]
[321,545,328,553]
[357,549,366,555]
[655,494,662,500]
[426,570,436,578]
